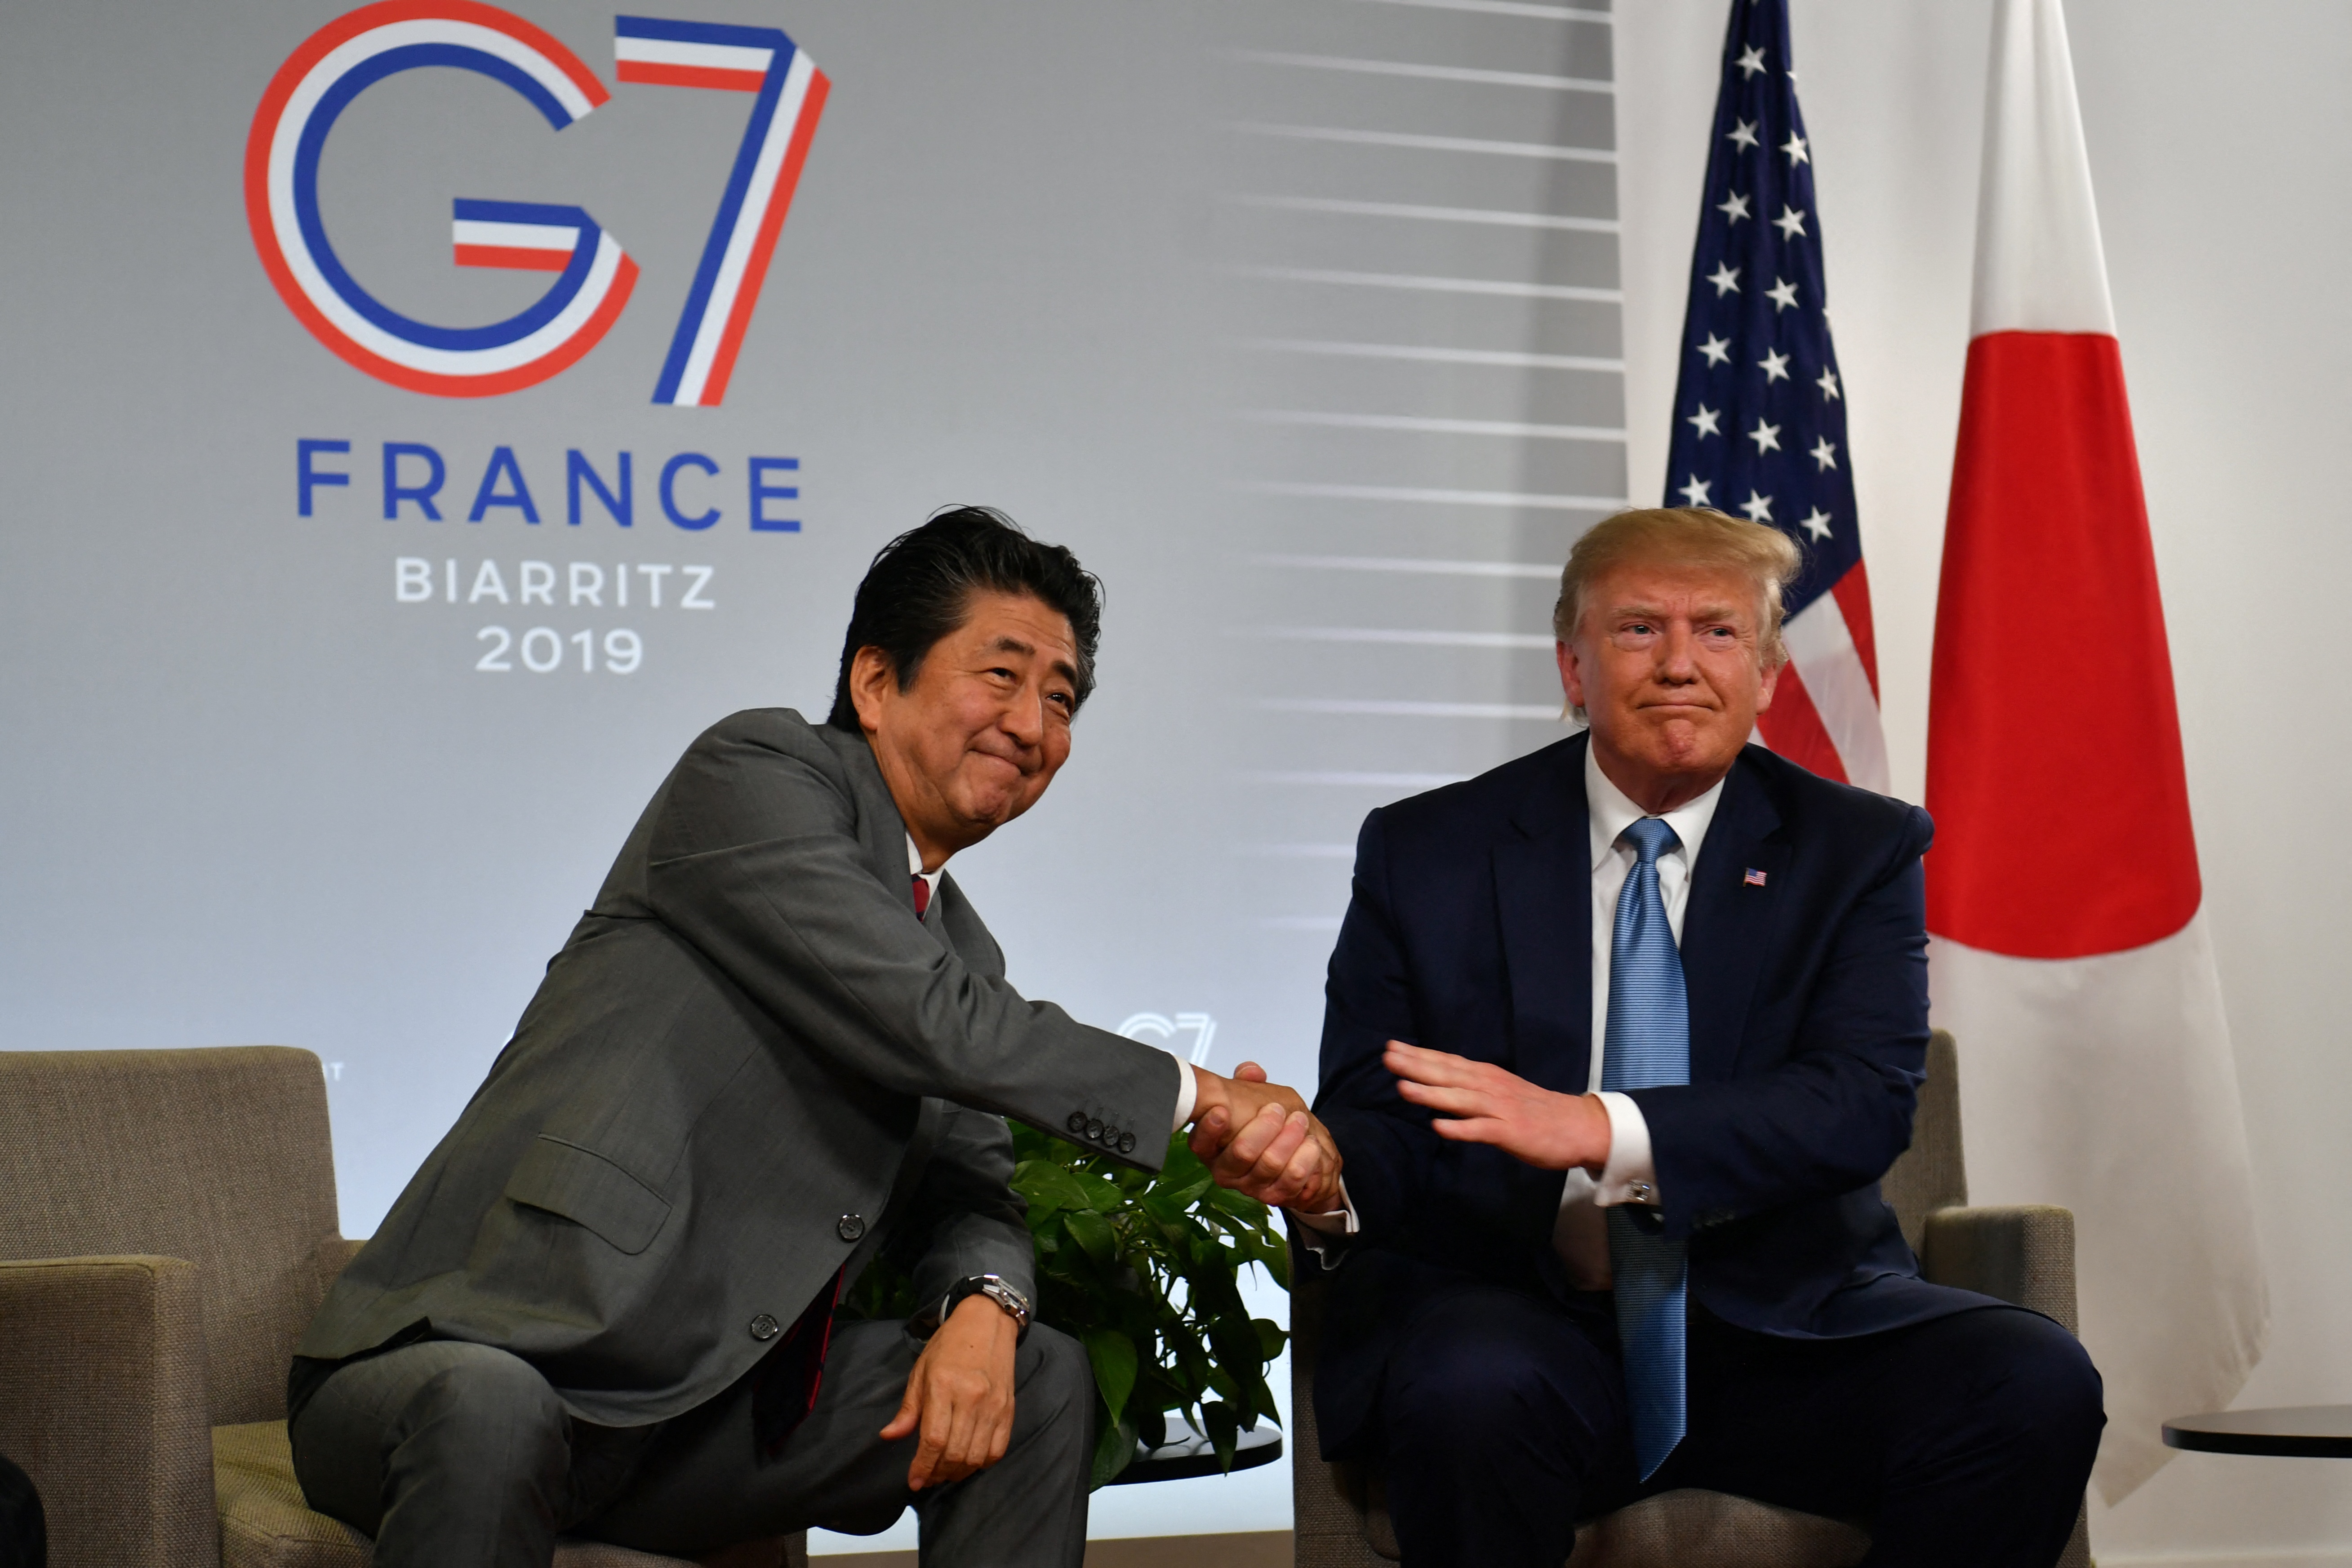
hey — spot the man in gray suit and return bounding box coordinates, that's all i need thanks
[290,508,1338,1568]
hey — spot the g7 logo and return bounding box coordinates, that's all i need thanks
[243,0,828,404]
[1116,1013,1220,1069]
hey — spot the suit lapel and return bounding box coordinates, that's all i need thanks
[1494,737,1594,1096]
[823,724,933,929]
[934,878,1000,973]
[1679,748,1789,1083]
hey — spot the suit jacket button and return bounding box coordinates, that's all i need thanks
[1119,1132,1138,1154]
[1067,1111,1089,1134]
[837,1213,866,1242]
[750,1313,781,1341]
[1086,1119,1104,1142]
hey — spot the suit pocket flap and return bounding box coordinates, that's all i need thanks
[504,1136,671,1256]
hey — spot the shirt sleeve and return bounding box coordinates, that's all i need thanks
[1592,1091,1660,1206]
[1287,1179,1361,1270]
[1171,1059,1197,1130]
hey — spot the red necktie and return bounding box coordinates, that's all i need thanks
[752,1270,843,1457]
[911,875,931,918]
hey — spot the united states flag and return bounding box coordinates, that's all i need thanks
[1663,0,1888,793]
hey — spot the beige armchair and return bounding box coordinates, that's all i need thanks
[0,1046,804,1568]
[1287,1031,2092,1568]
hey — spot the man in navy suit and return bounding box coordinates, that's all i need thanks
[1258,508,2103,1566]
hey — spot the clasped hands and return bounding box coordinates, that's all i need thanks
[1185,1062,1345,1214]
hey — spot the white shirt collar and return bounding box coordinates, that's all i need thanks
[1585,742,1728,871]
[906,834,944,893]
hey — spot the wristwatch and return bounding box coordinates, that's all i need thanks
[939,1273,1032,1335]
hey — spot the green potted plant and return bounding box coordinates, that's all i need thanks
[845,1120,1291,1487]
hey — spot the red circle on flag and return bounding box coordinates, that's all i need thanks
[1925,332,2201,958]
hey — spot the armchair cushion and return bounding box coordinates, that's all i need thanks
[213,1422,800,1568]
[0,1256,215,1568]
[1565,1491,1867,1568]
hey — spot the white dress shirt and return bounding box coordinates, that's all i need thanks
[908,834,1197,1129]
[1294,748,1727,1286]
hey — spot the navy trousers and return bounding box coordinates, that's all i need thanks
[1373,1279,2103,1568]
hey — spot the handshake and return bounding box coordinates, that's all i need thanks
[1183,1063,1343,1215]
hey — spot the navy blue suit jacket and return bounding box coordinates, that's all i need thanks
[1311,733,1996,1456]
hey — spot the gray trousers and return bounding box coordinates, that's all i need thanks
[288,1319,1094,1568]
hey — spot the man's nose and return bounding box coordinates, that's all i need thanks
[1655,626,1700,678]
[1000,685,1047,746]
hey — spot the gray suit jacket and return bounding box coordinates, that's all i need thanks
[299,709,1182,1425]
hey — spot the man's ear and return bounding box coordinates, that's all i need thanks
[1754,656,1782,716]
[1556,639,1587,711]
[848,645,897,734]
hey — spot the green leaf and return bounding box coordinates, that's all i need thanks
[1254,1318,1288,1359]
[1089,1414,1139,1490]
[1063,1207,1116,1264]
[1257,1231,1294,1291]
[1083,1328,1139,1424]
[1202,1399,1240,1471]
[1014,1164,1092,1213]
[1204,1184,1267,1221]
[1076,1173,1125,1210]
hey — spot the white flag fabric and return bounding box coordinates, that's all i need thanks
[1925,0,2267,1502]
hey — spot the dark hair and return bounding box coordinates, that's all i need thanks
[826,506,1103,731]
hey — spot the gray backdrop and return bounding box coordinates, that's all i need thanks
[0,0,1621,1542]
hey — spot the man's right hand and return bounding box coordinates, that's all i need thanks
[1186,1063,1343,1213]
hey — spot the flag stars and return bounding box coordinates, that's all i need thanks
[1718,191,1752,225]
[1810,436,1838,471]
[1727,118,1760,151]
[1698,333,1732,366]
[1773,204,1808,240]
[1767,277,1800,312]
[1798,507,1833,542]
[1736,45,1767,78]
[1818,366,1842,400]
[1708,262,1742,297]
[1782,131,1810,165]
[1687,404,1722,438]
[1741,491,1775,523]
[1757,347,1791,382]
[1679,475,1714,506]
[1748,418,1783,454]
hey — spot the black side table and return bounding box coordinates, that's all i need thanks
[1111,1418,1284,1484]
[2164,1407,2352,1459]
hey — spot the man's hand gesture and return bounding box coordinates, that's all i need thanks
[1185,1062,1343,1212]
[1383,1040,1613,1173]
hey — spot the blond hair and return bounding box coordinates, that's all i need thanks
[1552,506,1802,667]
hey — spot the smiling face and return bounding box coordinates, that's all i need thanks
[1557,558,1781,813]
[851,587,1081,866]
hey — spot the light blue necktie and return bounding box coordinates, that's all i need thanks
[1602,816,1690,1479]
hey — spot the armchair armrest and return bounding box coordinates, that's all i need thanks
[0,1255,218,1568]
[1919,1204,2079,1333]
[312,1234,367,1303]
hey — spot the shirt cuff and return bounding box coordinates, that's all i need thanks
[1592,1091,1659,1207]
[1171,1058,1197,1131]
[1288,1179,1359,1268]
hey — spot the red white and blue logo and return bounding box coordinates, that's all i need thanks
[244,3,829,404]
[614,17,829,407]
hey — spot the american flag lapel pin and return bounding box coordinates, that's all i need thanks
[1744,868,1769,887]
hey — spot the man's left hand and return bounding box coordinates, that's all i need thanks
[880,1293,1020,1491]
[1384,1040,1613,1173]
